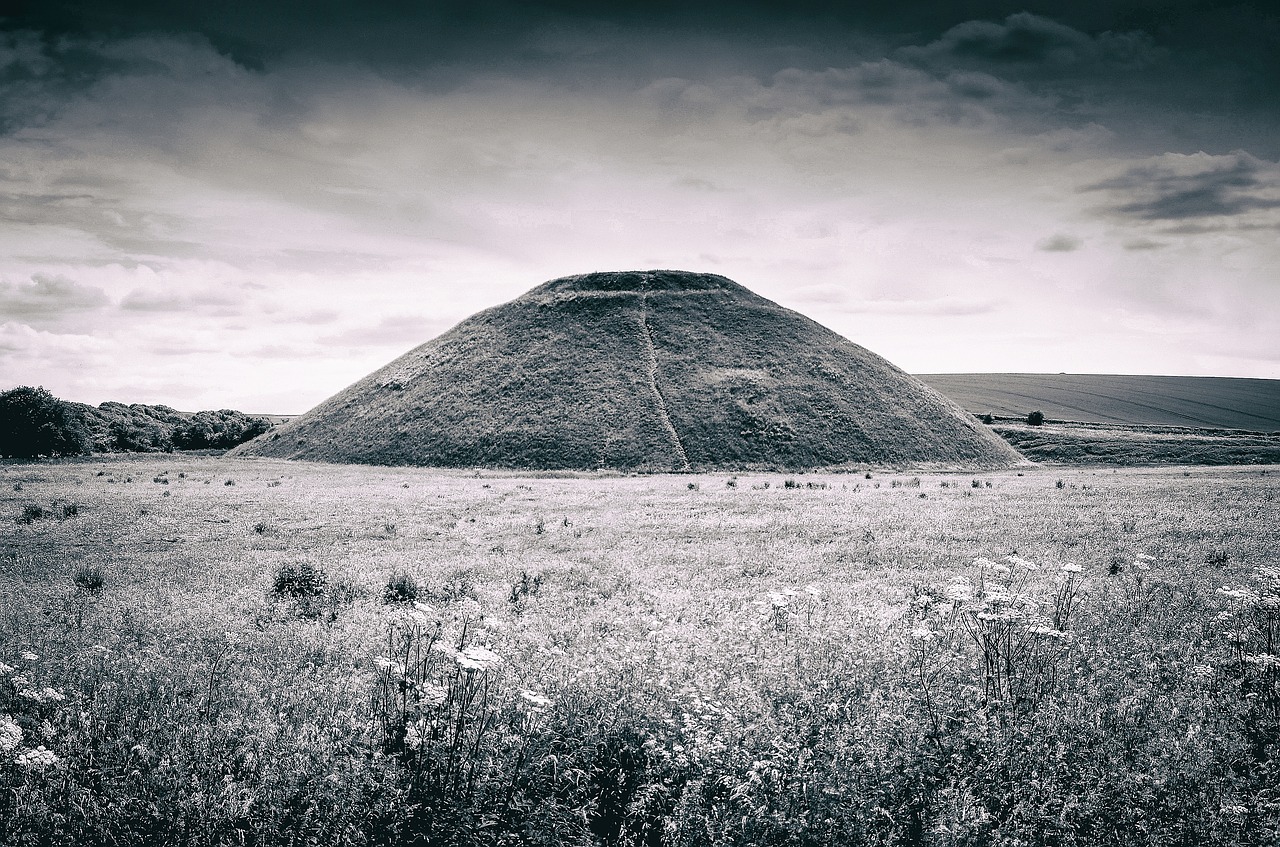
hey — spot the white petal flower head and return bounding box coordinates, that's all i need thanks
[973,557,997,569]
[15,745,59,770]
[20,651,38,662]
[519,689,554,708]
[461,645,502,669]
[910,624,937,641]
[804,585,822,598]
[0,662,13,675]
[0,717,23,754]
[1060,563,1083,575]
[768,592,790,608]
[944,582,973,603]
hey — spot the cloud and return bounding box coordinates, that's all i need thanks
[900,13,1159,71]
[1123,238,1166,251]
[0,273,109,318]
[1084,151,1280,225]
[120,287,241,314]
[1036,233,1083,252]
[318,315,452,347]
[839,296,1000,317]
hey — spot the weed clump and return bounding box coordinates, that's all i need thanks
[73,565,104,594]
[384,573,420,605]
[16,504,46,524]
[271,562,327,600]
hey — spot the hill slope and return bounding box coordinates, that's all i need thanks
[235,270,1022,470]
[918,373,1280,431]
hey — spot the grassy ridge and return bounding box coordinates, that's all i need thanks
[994,420,1280,465]
[919,373,1280,431]
[2,457,1278,845]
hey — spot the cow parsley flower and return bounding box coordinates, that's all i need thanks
[0,717,22,753]
[15,745,59,770]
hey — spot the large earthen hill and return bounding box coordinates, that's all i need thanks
[233,270,1023,470]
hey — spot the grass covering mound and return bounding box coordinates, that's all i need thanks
[235,270,1022,470]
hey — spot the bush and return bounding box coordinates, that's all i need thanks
[384,573,420,605]
[16,503,47,524]
[272,562,328,599]
[0,386,91,458]
[73,565,104,593]
[1027,410,1046,426]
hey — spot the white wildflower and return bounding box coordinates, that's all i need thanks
[973,557,997,569]
[1190,664,1215,682]
[910,624,937,641]
[1060,563,1083,574]
[944,582,973,603]
[461,645,501,668]
[0,717,22,753]
[19,651,38,662]
[0,662,12,675]
[404,722,425,750]
[519,689,554,708]
[804,584,822,598]
[416,683,448,708]
[15,745,59,770]
[768,592,790,608]
[1244,654,1280,669]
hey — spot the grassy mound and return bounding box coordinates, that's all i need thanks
[235,270,1022,470]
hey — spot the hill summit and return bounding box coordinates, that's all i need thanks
[234,270,1023,470]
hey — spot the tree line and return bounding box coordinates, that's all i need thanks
[0,386,273,458]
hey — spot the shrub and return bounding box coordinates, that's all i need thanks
[73,565,104,593]
[59,502,79,519]
[384,573,420,605]
[0,386,91,458]
[1027,410,1045,426]
[982,412,994,424]
[271,562,328,599]
[16,503,47,524]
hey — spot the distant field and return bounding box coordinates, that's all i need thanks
[2,457,1278,845]
[918,373,1280,431]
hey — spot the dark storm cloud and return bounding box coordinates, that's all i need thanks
[1085,152,1280,224]
[0,273,109,317]
[898,12,1159,71]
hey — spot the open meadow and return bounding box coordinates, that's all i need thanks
[2,456,1278,846]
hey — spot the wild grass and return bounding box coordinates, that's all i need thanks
[0,457,1276,845]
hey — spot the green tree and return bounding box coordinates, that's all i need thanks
[1026,410,1045,426]
[0,386,92,458]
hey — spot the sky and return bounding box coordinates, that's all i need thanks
[1,0,1277,413]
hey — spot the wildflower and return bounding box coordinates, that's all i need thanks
[88,645,109,656]
[18,687,65,704]
[1027,625,1067,639]
[1190,664,1214,683]
[1217,586,1258,602]
[1060,563,1083,574]
[1244,654,1280,669]
[973,557,997,569]
[373,657,406,677]
[519,689,553,708]
[431,642,461,660]
[416,683,448,708]
[19,651,38,661]
[404,721,425,750]
[804,584,822,598]
[39,720,56,740]
[944,582,973,603]
[0,717,22,753]
[910,624,937,641]
[0,662,13,675]
[458,645,502,671]
[15,745,59,770]
[1006,554,1037,570]
[768,592,790,608]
